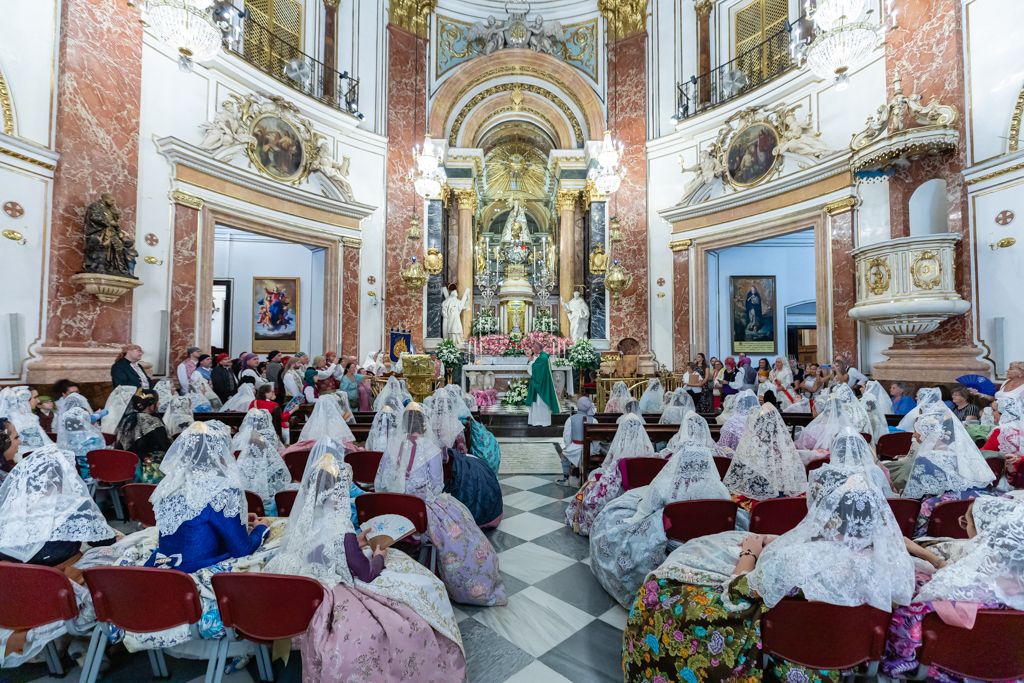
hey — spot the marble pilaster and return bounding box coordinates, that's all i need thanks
[586,201,607,340]
[557,189,579,336]
[168,198,202,361]
[825,203,858,363]
[425,199,445,339]
[695,1,713,106]
[670,240,691,370]
[342,238,361,355]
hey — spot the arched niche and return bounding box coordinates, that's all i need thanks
[908,178,949,236]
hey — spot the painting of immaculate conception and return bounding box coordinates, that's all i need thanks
[731,275,776,354]
[252,277,300,352]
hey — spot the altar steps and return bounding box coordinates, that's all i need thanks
[477,406,569,438]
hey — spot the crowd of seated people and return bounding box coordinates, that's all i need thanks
[1,347,1023,682]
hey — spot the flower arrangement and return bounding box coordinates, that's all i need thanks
[469,332,570,358]
[502,379,529,406]
[532,309,559,333]
[471,309,499,336]
[435,338,464,369]
[567,337,600,371]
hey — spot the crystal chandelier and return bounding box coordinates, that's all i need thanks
[413,135,447,198]
[589,131,625,195]
[800,0,879,91]
[135,0,224,72]
[808,0,866,31]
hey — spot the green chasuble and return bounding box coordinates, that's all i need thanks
[526,352,561,414]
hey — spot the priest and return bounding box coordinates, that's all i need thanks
[526,342,560,427]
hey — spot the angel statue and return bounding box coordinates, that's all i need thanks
[678,142,724,204]
[198,98,255,161]
[773,106,834,162]
[528,16,565,54]
[441,287,471,345]
[562,290,590,342]
[468,16,505,55]
[310,141,354,200]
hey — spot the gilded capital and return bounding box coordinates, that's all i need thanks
[599,0,649,42]
[694,0,714,17]
[824,196,859,216]
[389,0,436,37]
[669,238,692,252]
[556,189,580,212]
[323,0,340,8]
[582,178,609,208]
[452,188,477,213]
[169,189,204,210]
[341,236,363,248]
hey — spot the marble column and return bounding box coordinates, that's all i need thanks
[607,31,650,351]
[585,199,608,340]
[168,193,204,362]
[323,0,339,101]
[453,189,476,335]
[695,0,713,106]
[383,23,426,344]
[341,237,362,355]
[670,239,691,370]
[874,0,989,379]
[29,0,144,384]
[825,199,858,363]
[556,189,579,336]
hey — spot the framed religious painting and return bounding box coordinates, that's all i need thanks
[252,277,300,353]
[730,275,777,355]
[725,122,781,188]
[247,114,306,183]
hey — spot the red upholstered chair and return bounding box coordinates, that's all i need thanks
[662,499,739,543]
[886,498,922,538]
[762,597,891,674]
[284,446,312,483]
[0,562,79,675]
[102,433,116,446]
[81,566,216,683]
[274,489,298,517]
[859,432,873,444]
[86,448,139,520]
[927,499,974,539]
[918,610,1024,681]
[749,497,808,535]
[347,450,384,490]
[245,490,266,517]
[211,573,327,681]
[804,457,830,476]
[355,492,433,571]
[986,456,1006,480]
[121,483,157,528]
[876,432,913,461]
[618,457,669,490]
[713,456,732,480]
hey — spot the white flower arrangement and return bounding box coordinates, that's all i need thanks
[532,309,559,333]
[567,338,600,371]
[502,378,529,406]
[435,339,464,369]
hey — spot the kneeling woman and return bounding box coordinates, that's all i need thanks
[266,439,466,682]
[623,473,914,682]
[375,404,507,606]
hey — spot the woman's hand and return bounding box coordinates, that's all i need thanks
[740,534,766,557]
[247,513,258,528]
[357,529,370,549]
[254,517,271,527]
[372,546,387,559]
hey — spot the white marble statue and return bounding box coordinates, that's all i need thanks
[310,141,354,200]
[562,291,590,342]
[774,107,834,162]
[441,288,471,345]
[678,142,724,204]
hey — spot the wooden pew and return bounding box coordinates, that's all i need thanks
[580,423,681,481]
[287,408,475,450]
[157,410,284,440]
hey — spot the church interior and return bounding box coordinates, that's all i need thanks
[2,0,1024,681]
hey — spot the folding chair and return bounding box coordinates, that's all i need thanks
[274,490,298,517]
[211,573,327,682]
[918,610,1024,681]
[804,457,830,476]
[927,498,974,539]
[713,456,732,480]
[886,498,921,538]
[749,497,808,535]
[662,499,739,543]
[876,432,913,461]
[122,483,157,528]
[86,448,139,520]
[762,597,891,675]
[81,566,219,683]
[355,492,434,572]
[283,446,312,483]
[346,450,384,491]
[618,457,668,490]
[245,490,266,517]
[0,562,79,676]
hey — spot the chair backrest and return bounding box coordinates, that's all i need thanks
[83,566,203,632]
[886,498,921,538]
[212,573,326,642]
[986,456,1005,480]
[662,499,739,543]
[919,610,1024,680]
[347,450,384,487]
[859,432,873,444]
[274,489,298,517]
[244,490,266,517]
[749,497,808,535]
[284,447,312,483]
[102,433,116,446]
[86,449,140,484]
[121,483,157,527]
[804,457,829,476]
[762,597,891,669]
[927,498,973,539]
[354,492,429,534]
[0,562,79,630]
[876,432,913,460]
[618,457,668,491]
[713,456,731,480]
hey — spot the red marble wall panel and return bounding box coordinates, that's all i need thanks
[383,25,426,344]
[45,0,143,346]
[342,244,361,355]
[168,203,200,358]
[829,211,858,362]
[607,32,650,351]
[885,0,972,349]
[673,248,690,369]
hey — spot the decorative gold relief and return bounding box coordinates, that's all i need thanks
[669,238,692,252]
[0,69,14,136]
[911,250,942,290]
[170,190,205,210]
[447,82,584,146]
[2,228,25,244]
[599,0,649,41]
[424,247,444,275]
[1008,86,1023,153]
[589,245,608,274]
[824,196,859,216]
[341,236,363,248]
[389,0,436,37]
[143,255,164,265]
[556,189,580,212]
[865,256,891,295]
[694,0,714,17]
[583,178,608,207]
[452,188,478,213]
